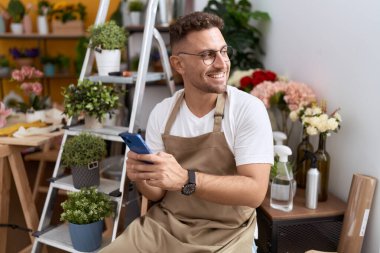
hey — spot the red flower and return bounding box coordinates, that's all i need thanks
[240,76,253,90]
[266,71,277,82]
[252,69,278,86]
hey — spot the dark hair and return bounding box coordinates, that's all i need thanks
[169,12,224,49]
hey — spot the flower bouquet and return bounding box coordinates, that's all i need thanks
[10,66,51,114]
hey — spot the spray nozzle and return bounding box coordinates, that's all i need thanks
[303,150,317,168]
[273,131,287,145]
[274,145,292,162]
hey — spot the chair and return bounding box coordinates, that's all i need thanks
[306,173,377,253]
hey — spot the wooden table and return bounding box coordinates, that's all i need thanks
[0,132,63,253]
[256,188,346,253]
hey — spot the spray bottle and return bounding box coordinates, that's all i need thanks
[273,131,287,145]
[304,150,320,209]
[270,145,295,212]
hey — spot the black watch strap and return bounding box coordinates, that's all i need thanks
[181,170,196,196]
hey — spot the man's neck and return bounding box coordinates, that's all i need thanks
[183,91,218,118]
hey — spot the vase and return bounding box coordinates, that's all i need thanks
[94,49,121,76]
[10,23,23,34]
[315,133,330,201]
[130,11,141,25]
[68,220,103,252]
[26,109,46,123]
[37,15,48,35]
[0,15,5,33]
[84,114,103,129]
[22,14,33,34]
[71,162,100,189]
[43,63,55,77]
[295,128,314,188]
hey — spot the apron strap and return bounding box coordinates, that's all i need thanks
[213,93,226,132]
[164,91,185,135]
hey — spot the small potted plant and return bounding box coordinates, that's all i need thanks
[60,187,114,252]
[87,20,127,76]
[40,55,57,77]
[128,0,144,25]
[7,0,25,34]
[56,54,70,74]
[37,0,50,34]
[49,2,86,35]
[62,79,119,128]
[61,132,107,189]
[0,55,10,77]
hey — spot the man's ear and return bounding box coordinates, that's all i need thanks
[170,55,184,75]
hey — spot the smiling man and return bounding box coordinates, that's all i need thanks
[101,12,273,253]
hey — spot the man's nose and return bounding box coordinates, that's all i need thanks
[212,52,228,68]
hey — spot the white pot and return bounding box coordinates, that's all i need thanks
[10,23,23,34]
[84,114,103,129]
[94,49,121,76]
[130,12,141,25]
[26,110,46,123]
[37,16,49,35]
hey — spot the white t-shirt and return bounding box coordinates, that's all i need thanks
[145,85,274,166]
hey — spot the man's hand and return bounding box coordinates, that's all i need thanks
[127,151,188,191]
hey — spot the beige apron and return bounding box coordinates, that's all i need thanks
[101,92,256,253]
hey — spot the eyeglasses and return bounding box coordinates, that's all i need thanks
[176,46,234,66]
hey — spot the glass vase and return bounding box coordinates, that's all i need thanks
[295,128,314,188]
[315,133,330,201]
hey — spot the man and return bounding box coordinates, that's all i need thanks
[101,12,273,253]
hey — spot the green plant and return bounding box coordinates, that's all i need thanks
[40,55,57,65]
[88,20,127,50]
[204,0,270,71]
[50,2,86,23]
[0,56,9,67]
[129,0,144,12]
[60,187,113,225]
[7,0,25,23]
[37,0,50,16]
[63,79,119,121]
[61,132,107,167]
[56,54,70,70]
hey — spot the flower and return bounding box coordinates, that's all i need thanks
[0,102,12,127]
[300,103,342,136]
[228,68,277,92]
[9,47,39,59]
[10,66,50,112]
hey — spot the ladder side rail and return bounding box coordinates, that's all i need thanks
[79,0,111,81]
[153,28,175,95]
[31,133,69,253]
[128,0,160,133]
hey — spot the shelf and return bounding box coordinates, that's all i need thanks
[36,223,111,253]
[88,72,166,85]
[51,175,121,199]
[0,33,86,40]
[66,125,128,142]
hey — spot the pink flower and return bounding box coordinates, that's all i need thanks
[0,102,12,128]
[31,82,43,95]
[20,82,34,95]
[11,69,25,82]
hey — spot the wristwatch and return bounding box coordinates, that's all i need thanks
[181,170,196,196]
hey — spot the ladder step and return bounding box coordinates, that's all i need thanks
[88,72,165,84]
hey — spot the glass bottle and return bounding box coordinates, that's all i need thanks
[295,128,314,188]
[315,133,330,201]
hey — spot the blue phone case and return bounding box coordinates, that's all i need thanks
[119,132,152,154]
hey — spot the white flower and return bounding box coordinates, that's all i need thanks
[333,112,342,122]
[289,110,298,122]
[327,118,339,131]
[228,69,255,87]
[306,126,318,136]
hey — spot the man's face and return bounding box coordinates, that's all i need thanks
[171,27,231,94]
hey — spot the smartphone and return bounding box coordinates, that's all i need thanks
[119,132,152,154]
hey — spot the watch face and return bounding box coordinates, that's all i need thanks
[182,183,196,196]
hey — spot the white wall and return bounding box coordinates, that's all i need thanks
[252,0,380,252]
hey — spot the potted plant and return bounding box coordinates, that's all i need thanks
[61,132,107,189]
[40,55,57,77]
[56,54,70,74]
[0,55,10,77]
[37,0,50,34]
[49,2,86,35]
[87,20,127,76]
[63,79,119,128]
[7,0,25,34]
[9,47,39,67]
[128,0,144,25]
[60,187,114,252]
